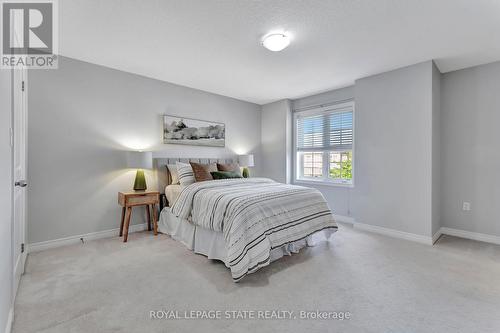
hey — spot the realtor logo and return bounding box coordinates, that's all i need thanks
[1,0,58,69]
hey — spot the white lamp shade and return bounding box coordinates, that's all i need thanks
[238,154,254,167]
[126,151,153,169]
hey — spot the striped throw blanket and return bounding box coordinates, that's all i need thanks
[171,178,337,281]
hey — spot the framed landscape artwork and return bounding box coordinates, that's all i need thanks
[163,115,225,147]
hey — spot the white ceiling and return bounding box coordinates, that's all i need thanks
[60,0,500,104]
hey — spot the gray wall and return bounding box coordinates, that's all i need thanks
[290,63,436,237]
[0,70,13,333]
[281,60,500,239]
[261,100,292,183]
[441,61,500,237]
[291,86,355,217]
[28,56,262,244]
[27,55,500,245]
[352,61,434,237]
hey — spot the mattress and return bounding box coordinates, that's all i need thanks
[165,184,182,206]
[158,207,332,268]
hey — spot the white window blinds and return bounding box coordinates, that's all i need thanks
[296,106,353,152]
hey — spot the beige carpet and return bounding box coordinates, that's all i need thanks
[13,224,500,333]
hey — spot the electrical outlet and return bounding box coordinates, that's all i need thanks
[462,202,471,211]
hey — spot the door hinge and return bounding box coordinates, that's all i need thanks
[21,243,25,253]
[22,80,25,92]
[9,128,13,147]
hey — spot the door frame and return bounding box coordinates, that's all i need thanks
[12,67,28,300]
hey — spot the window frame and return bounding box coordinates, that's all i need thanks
[293,101,355,188]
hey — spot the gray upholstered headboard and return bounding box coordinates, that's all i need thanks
[154,157,235,193]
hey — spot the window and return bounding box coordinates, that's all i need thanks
[295,102,354,185]
[303,152,323,178]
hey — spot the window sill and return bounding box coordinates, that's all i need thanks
[294,179,354,188]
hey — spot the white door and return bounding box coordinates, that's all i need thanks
[12,68,27,295]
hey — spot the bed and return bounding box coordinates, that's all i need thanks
[154,158,337,282]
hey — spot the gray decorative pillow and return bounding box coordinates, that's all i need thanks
[176,162,195,187]
[167,164,180,185]
[217,162,241,176]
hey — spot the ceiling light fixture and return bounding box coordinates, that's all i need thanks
[262,33,291,52]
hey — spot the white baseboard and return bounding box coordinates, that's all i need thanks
[28,223,148,253]
[332,215,500,246]
[353,222,434,245]
[439,227,500,245]
[333,214,355,224]
[4,307,13,333]
[333,215,434,245]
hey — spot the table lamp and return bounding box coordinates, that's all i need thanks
[238,154,254,178]
[126,151,153,191]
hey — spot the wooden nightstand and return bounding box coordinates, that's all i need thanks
[118,191,160,242]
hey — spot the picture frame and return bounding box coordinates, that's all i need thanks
[163,115,225,147]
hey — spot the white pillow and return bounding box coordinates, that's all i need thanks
[167,164,180,185]
[176,162,195,187]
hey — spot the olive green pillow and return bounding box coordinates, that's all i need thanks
[210,171,243,180]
